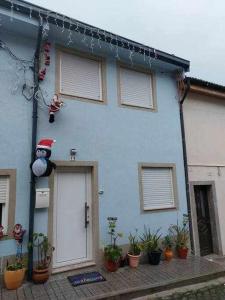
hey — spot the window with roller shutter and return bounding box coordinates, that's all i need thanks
[118,65,156,110]
[0,176,9,230]
[0,170,16,235]
[139,164,178,211]
[58,50,106,102]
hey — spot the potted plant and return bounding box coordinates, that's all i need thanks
[140,226,162,265]
[104,217,122,272]
[4,224,26,290]
[4,260,26,290]
[169,215,189,259]
[163,235,173,261]
[28,232,54,283]
[127,230,141,268]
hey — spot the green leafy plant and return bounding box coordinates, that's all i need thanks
[163,235,173,250]
[6,261,23,271]
[104,217,122,262]
[28,233,55,270]
[169,215,189,249]
[128,229,141,256]
[140,226,161,252]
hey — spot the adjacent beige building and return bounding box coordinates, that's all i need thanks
[183,78,225,256]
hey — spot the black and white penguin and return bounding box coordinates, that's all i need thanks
[31,139,56,177]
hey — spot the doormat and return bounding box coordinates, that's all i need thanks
[68,271,106,286]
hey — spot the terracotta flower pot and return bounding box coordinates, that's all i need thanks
[32,268,49,284]
[4,268,25,290]
[105,260,119,272]
[128,253,141,268]
[177,247,188,259]
[164,249,173,261]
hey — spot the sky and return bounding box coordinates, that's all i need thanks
[29,0,225,85]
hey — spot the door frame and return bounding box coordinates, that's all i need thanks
[48,161,99,273]
[189,181,222,256]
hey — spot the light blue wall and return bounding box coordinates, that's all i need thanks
[0,28,187,256]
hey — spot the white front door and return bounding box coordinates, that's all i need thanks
[53,169,92,270]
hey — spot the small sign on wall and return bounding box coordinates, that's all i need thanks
[35,188,50,208]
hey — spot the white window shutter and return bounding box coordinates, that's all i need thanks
[141,167,175,210]
[120,67,153,108]
[0,176,9,204]
[60,52,103,101]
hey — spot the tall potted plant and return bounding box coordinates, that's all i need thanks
[127,230,141,268]
[140,226,162,265]
[104,217,122,272]
[28,232,55,283]
[169,215,189,259]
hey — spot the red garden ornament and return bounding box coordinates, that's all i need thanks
[0,225,4,239]
[13,224,26,243]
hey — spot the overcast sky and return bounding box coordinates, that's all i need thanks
[29,0,225,85]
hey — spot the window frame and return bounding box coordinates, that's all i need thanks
[138,163,178,212]
[56,46,107,104]
[117,63,157,111]
[0,169,16,237]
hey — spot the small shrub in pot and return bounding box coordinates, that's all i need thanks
[169,215,189,259]
[104,217,122,272]
[140,226,162,265]
[28,232,55,283]
[162,235,174,261]
[127,230,141,268]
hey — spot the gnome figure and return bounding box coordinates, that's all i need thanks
[13,224,26,243]
[31,139,56,177]
[0,225,4,239]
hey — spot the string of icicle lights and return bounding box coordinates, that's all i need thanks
[4,0,158,67]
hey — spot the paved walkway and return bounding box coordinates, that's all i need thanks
[1,257,225,300]
[136,277,225,299]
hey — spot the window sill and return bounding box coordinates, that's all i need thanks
[142,206,177,213]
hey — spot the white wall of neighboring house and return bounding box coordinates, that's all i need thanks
[183,92,225,254]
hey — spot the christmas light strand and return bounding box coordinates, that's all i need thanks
[4,0,158,69]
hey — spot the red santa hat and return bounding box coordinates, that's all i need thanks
[37,139,56,150]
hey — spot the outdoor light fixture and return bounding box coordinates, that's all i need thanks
[70,148,77,160]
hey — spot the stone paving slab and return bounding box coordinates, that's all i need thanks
[1,257,225,300]
[135,276,225,299]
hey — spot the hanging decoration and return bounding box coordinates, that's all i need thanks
[49,94,64,123]
[31,139,56,177]
[1,0,161,113]
[4,0,159,70]
[38,41,51,81]
[13,224,26,261]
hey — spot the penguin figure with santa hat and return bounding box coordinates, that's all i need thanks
[31,139,56,177]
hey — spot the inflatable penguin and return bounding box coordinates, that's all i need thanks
[31,139,56,177]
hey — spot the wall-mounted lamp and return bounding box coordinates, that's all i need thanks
[70,148,77,161]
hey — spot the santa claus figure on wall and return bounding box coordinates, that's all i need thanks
[49,94,63,123]
[31,139,56,177]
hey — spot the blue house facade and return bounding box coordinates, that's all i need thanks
[0,0,189,273]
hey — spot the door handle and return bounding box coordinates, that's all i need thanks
[85,202,89,228]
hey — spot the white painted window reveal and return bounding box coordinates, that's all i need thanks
[60,52,103,101]
[141,167,175,210]
[120,67,153,109]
